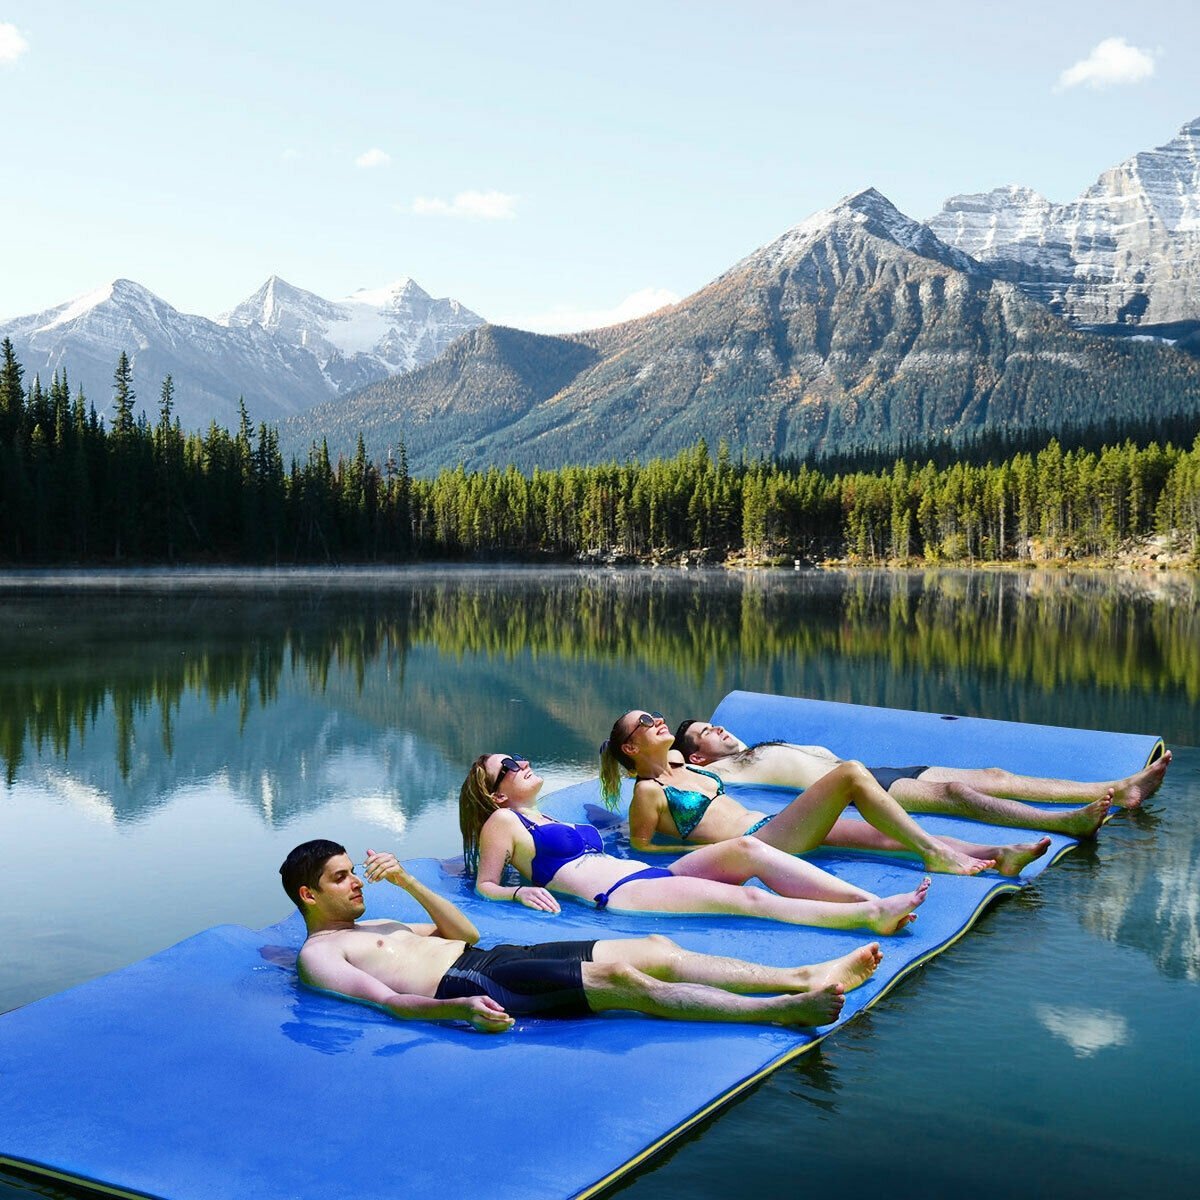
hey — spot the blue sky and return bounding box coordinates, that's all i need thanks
[2,1,1198,331]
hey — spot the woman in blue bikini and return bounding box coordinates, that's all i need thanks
[459,753,931,935]
[603,710,1052,878]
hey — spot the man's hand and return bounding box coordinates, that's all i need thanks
[515,886,561,913]
[460,996,514,1033]
[363,849,412,887]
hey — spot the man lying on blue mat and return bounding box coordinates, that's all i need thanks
[281,839,883,1033]
[671,719,1171,836]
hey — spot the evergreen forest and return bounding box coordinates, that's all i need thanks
[2,341,1198,566]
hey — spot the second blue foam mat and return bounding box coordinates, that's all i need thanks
[0,693,1161,1200]
[709,689,1165,777]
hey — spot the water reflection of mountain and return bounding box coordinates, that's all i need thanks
[1073,766,1200,983]
[1,569,1196,828]
[21,685,462,828]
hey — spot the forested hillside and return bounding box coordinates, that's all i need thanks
[2,342,1197,566]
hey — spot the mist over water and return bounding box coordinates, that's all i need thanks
[0,566,1196,1199]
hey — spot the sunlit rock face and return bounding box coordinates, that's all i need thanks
[929,118,1200,333]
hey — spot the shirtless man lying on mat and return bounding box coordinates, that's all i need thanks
[671,719,1171,837]
[282,839,882,1033]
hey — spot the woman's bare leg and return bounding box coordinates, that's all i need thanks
[610,872,931,935]
[590,934,883,995]
[754,761,994,875]
[818,817,1053,878]
[672,835,875,902]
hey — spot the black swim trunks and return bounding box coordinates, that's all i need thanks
[866,766,930,791]
[434,940,597,1017]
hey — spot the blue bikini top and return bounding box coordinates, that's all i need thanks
[639,765,726,839]
[513,810,605,887]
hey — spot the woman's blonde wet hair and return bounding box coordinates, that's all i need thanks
[459,754,500,877]
[599,712,639,810]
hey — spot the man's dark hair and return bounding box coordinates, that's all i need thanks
[672,719,703,758]
[279,839,347,908]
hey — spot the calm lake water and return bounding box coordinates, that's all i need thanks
[0,566,1197,1199]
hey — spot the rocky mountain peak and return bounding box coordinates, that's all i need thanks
[346,278,425,307]
[929,115,1200,330]
[744,186,983,279]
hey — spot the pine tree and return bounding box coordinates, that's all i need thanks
[112,352,136,438]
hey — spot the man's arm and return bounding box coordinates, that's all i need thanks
[298,941,513,1033]
[363,849,482,942]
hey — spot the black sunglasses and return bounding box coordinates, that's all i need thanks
[493,756,525,788]
[630,711,664,731]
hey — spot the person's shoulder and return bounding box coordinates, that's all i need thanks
[481,807,523,834]
[298,931,349,972]
[631,776,667,802]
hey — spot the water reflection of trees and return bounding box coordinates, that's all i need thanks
[2,570,1197,796]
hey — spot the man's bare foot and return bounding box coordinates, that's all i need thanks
[773,982,846,1026]
[924,843,993,876]
[817,942,883,993]
[990,837,1052,877]
[1111,751,1172,809]
[866,877,930,934]
[1050,793,1113,837]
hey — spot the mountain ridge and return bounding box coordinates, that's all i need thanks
[283,187,1200,472]
[929,115,1200,347]
[0,274,484,429]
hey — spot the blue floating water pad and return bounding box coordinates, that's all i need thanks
[0,693,1163,1200]
[710,689,1164,779]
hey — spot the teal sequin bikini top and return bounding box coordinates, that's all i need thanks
[639,765,726,839]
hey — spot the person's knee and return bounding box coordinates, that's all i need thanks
[597,960,648,992]
[833,760,871,792]
[643,933,679,953]
[978,766,1008,785]
[733,835,761,858]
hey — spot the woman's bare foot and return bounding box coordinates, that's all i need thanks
[1111,751,1172,809]
[1049,793,1113,837]
[773,982,846,1026]
[989,837,1052,877]
[924,842,993,876]
[866,877,931,934]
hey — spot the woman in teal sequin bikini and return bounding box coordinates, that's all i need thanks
[602,711,1052,878]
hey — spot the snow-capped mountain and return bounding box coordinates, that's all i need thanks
[285,186,1200,473]
[929,117,1200,337]
[0,275,484,430]
[737,186,986,279]
[0,279,334,428]
[219,276,484,395]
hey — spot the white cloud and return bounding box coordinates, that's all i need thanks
[0,22,29,64]
[355,147,391,169]
[280,148,302,162]
[409,189,518,220]
[1056,37,1157,90]
[506,287,681,334]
